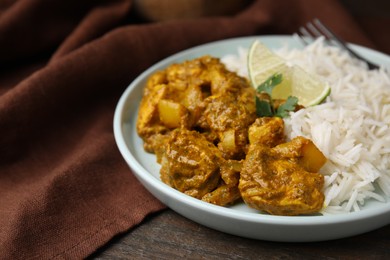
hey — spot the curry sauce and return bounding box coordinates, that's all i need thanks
[136,56,326,215]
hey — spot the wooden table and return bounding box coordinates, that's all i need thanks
[91,209,389,259]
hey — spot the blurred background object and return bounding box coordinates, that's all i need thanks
[133,0,253,22]
[339,0,390,55]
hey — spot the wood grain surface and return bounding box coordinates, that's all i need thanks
[91,209,390,259]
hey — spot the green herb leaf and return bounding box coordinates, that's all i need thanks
[256,73,283,96]
[276,96,298,118]
[255,97,274,117]
[255,73,298,118]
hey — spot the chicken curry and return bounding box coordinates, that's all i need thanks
[136,56,326,216]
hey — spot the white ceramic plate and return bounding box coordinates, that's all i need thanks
[114,36,390,242]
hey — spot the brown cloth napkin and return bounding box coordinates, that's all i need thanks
[0,0,389,258]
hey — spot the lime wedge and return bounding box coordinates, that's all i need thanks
[247,40,331,107]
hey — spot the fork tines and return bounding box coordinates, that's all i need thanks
[298,19,332,43]
[297,18,346,48]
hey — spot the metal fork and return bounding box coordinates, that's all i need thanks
[296,18,379,70]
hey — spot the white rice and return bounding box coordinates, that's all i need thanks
[222,37,390,214]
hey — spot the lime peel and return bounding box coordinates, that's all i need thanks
[248,40,331,107]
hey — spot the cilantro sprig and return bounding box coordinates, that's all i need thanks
[255,73,298,118]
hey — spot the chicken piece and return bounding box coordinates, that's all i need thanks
[239,136,325,216]
[207,63,250,95]
[195,62,256,160]
[137,83,170,152]
[137,55,256,159]
[197,87,257,159]
[248,117,285,147]
[137,70,170,142]
[201,159,242,206]
[160,129,241,205]
[137,56,233,153]
[202,183,241,206]
[165,55,221,91]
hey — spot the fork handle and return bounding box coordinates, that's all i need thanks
[314,19,379,70]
